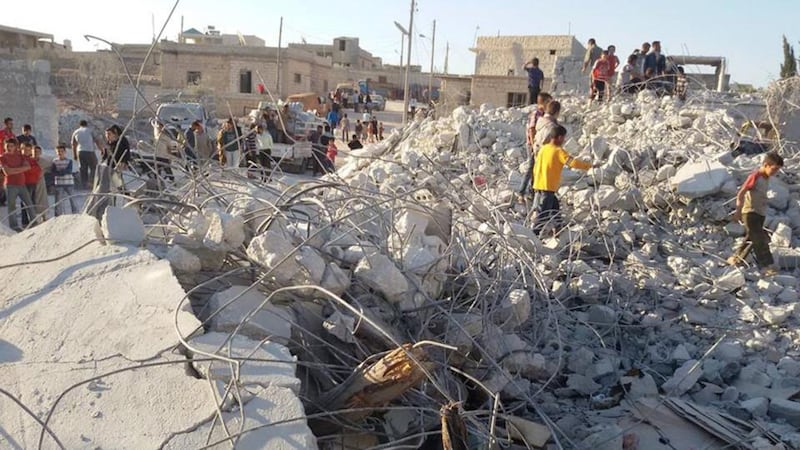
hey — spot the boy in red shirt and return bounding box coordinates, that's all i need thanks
[591,50,612,103]
[21,143,43,226]
[728,152,784,276]
[0,138,33,230]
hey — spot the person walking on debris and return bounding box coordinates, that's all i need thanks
[85,125,131,219]
[379,122,385,141]
[52,144,78,216]
[531,126,593,236]
[153,122,178,182]
[0,138,33,230]
[517,92,551,200]
[325,138,338,172]
[355,120,364,143]
[71,119,102,189]
[727,152,784,276]
[523,57,545,105]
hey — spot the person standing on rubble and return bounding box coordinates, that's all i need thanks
[582,38,602,74]
[217,119,241,169]
[531,126,593,236]
[644,41,667,77]
[591,51,613,103]
[71,120,102,190]
[635,42,650,76]
[727,152,784,276]
[85,125,130,219]
[517,92,551,200]
[523,58,545,105]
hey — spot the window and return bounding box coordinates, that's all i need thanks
[339,40,346,51]
[239,70,252,93]
[378,76,387,84]
[507,92,527,108]
[294,73,302,84]
[549,49,556,55]
[187,71,201,86]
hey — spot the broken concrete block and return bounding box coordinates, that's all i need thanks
[762,303,798,325]
[206,286,294,345]
[716,268,746,291]
[165,245,202,273]
[320,262,351,296]
[628,373,659,400]
[163,385,317,449]
[777,357,800,377]
[670,159,732,199]
[769,398,800,426]
[495,288,531,329]
[587,304,617,326]
[768,183,791,210]
[323,311,357,344]
[567,374,601,396]
[662,359,703,396]
[101,206,145,244]
[772,222,793,248]
[188,332,300,392]
[202,209,245,252]
[568,347,595,376]
[354,250,409,303]
[714,342,744,362]
[742,397,769,417]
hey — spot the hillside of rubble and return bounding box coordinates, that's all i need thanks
[3,81,800,449]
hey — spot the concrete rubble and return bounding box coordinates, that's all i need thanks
[4,83,800,449]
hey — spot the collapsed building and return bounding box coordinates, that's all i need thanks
[3,75,800,449]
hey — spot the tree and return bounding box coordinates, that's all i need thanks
[781,35,797,79]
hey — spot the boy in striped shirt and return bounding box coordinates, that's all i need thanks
[52,144,78,215]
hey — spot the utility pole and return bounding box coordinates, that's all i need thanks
[428,20,436,103]
[402,0,415,125]
[277,17,283,98]
[444,41,449,74]
[399,34,404,68]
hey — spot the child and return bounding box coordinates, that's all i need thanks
[674,66,688,101]
[52,144,78,215]
[378,122,385,141]
[21,143,42,225]
[531,125,593,236]
[728,152,784,275]
[618,54,643,94]
[32,145,49,220]
[591,50,612,103]
[518,92,552,198]
[325,139,338,172]
[0,138,33,230]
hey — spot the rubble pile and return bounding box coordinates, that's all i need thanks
[4,87,800,449]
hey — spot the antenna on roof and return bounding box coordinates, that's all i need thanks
[301,37,307,45]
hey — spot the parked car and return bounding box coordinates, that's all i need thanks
[368,94,386,111]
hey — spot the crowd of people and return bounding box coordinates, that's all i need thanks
[583,39,689,103]
[524,38,690,106]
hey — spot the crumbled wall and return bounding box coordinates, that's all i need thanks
[0,59,57,149]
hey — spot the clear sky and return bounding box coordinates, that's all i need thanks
[9,0,800,87]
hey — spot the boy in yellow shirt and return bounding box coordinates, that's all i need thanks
[532,125,593,236]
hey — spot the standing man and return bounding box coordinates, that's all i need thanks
[217,119,241,169]
[0,118,15,206]
[340,113,350,142]
[523,58,545,105]
[186,120,213,161]
[71,119,101,189]
[17,124,37,146]
[0,138,33,231]
[644,40,667,77]
[582,38,602,73]
[636,42,651,75]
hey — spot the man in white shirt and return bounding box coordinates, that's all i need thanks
[71,120,102,189]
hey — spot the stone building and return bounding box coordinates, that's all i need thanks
[289,37,382,69]
[463,35,587,108]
